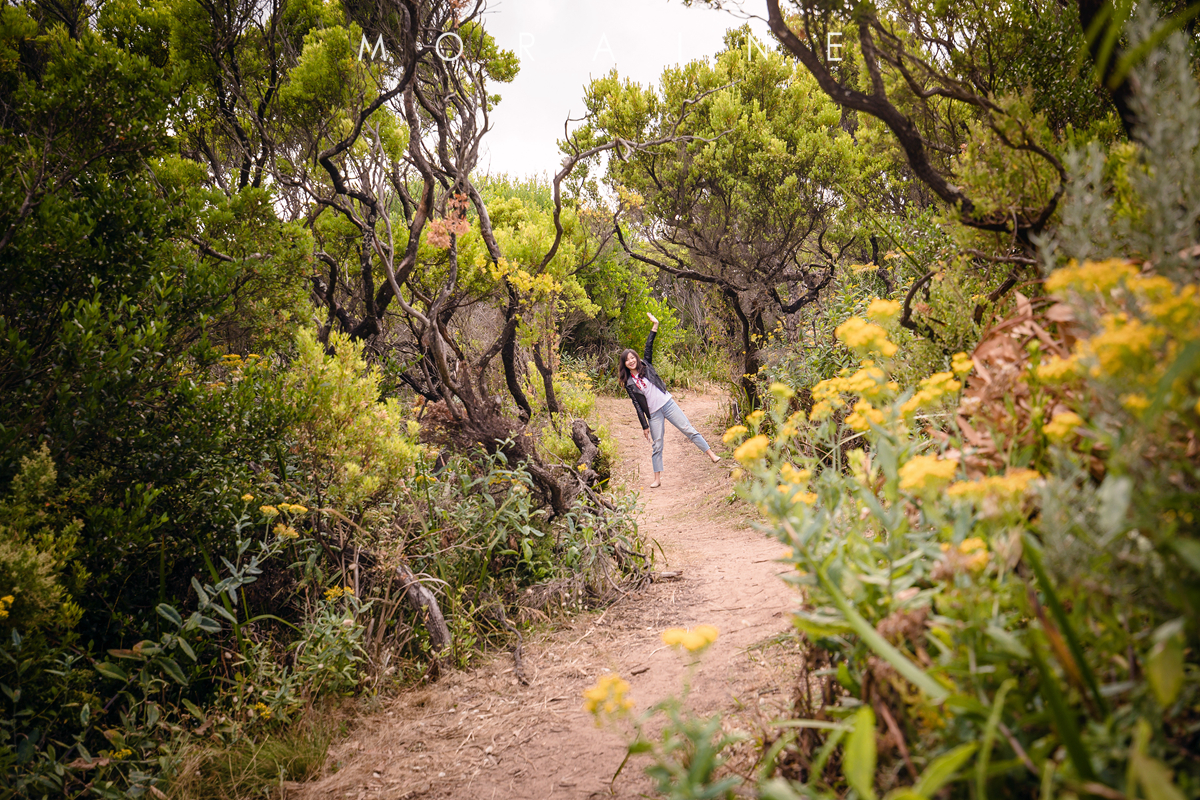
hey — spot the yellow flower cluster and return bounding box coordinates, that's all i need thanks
[324,586,354,601]
[1045,260,1200,417]
[845,400,885,432]
[866,298,902,323]
[900,372,962,416]
[940,537,990,572]
[1035,355,1080,383]
[661,624,720,652]
[1043,411,1083,442]
[810,363,897,421]
[746,409,766,427]
[274,523,299,539]
[261,502,307,517]
[241,493,254,502]
[947,468,1041,503]
[769,382,796,401]
[951,352,974,377]
[0,595,13,620]
[835,316,899,357]
[583,673,633,718]
[779,410,807,440]
[779,463,812,485]
[734,434,770,463]
[898,454,958,493]
[252,701,273,720]
[110,748,134,760]
[723,425,748,444]
[1044,258,1139,295]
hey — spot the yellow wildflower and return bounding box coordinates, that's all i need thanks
[0,595,13,620]
[947,469,1042,504]
[845,400,885,432]
[110,748,133,760]
[898,455,958,493]
[747,410,766,427]
[723,425,749,444]
[866,298,902,323]
[1043,412,1084,442]
[779,463,811,486]
[283,503,309,515]
[274,524,299,539]
[951,352,974,377]
[253,701,272,720]
[661,625,719,653]
[836,317,898,357]
[769,382,796,401]
[1121,393,1150,414]
[583,673,633,719]
[1035,355,1080,383]
[957,538,990,571]
[324,586,345,601]
[260,505,279,517]
[241,493,254,502]
[734,435,770,464]
[1044,258,1139,295]
[901,372,962,415]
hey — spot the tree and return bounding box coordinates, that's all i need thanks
[572,28,867,405]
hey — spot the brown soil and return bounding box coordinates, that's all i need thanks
[295,389,801,800]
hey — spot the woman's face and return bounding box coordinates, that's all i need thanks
[624,351,638,371]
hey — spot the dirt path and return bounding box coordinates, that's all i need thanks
[297,389,799,800]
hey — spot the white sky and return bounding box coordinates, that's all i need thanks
[474,0,771,179]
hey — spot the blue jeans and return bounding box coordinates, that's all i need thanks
[649,399,711,473]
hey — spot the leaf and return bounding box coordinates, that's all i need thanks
[1024,535,1107,716]
[94,662,129,682]
[1131,752,1187,800]
[190,577,208,605]
[985,625,1030,658]
[844,706,878,800]
[181,698,206,721]
[156,603,184,628]
[175,638,196,662]
[1028,633,1095,782]
[913,743,977,798]
[976,680,1015,800]
[792,611,854,638]
[818,566,949,702]
[1170,538,1200,574]
[156,657,187,685]
[1146,619,1185,708]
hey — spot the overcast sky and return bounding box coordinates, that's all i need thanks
[473,0,770,179]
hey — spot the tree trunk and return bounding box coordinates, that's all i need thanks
[532,343,560,415]
[571,418,602,485]
[396,563,451,668]
[501,326,532,422]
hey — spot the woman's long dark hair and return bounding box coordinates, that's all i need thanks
[617,349,645,384]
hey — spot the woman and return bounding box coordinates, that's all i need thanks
[620,312,721,488]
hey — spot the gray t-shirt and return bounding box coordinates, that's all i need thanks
[629,374,672,415]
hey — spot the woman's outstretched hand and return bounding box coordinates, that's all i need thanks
[643,428,651,442]
[646,311,659,331]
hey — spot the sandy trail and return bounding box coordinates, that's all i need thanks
[296,389,799,800]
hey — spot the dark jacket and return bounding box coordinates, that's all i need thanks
[625,330,669,430]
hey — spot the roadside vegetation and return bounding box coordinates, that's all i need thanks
[3,0,1198,798]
